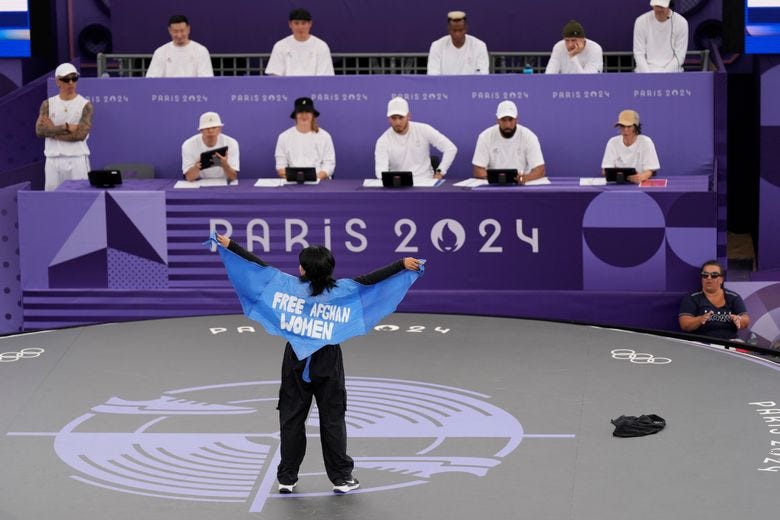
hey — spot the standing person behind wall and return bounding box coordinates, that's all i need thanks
[146,14,214,77]
[545,20,603,74]
[35,63,93,191]
[265,8,334,76]
[633,0,688,72]
[427,10,490,75]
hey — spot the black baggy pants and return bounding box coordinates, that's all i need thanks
[276,342,354,485]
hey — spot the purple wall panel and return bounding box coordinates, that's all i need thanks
[58,73,715,180]
[0,75,47,177]
[759,65,780,270]
[729,282,780,347]
[0,183,26,334]
[111,0,656,55]
[18,178,715,330]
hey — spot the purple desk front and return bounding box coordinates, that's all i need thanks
[19,176,715,331]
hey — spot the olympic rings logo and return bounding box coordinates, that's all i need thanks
[0,347,45,363]
[610,348,671,365]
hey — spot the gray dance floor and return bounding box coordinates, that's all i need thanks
[2,313,779,520]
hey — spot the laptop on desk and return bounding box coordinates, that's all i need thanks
[88,169,122,188]
[381,171,413,188]
[285,166,318,184]
[486,168,519,185]
[604,167,636,184]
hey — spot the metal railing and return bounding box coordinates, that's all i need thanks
[97,50,710,77]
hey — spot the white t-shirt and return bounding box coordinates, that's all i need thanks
[633,10,688,73]
[265,35,334,76]
[471,125,545,174]
[181,133,240,179]
[44,94,90,158]
[601,134,660,172]
[545,39,603,74]
[374,121,458,180]
[146,40,214,77]
[274,126,336,177]
[427,34,490,75]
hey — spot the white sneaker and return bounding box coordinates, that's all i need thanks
[278,482,297,494]
[332,477,360,494]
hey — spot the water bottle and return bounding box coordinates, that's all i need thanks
[522,62,534,74]
[747,332,758,346]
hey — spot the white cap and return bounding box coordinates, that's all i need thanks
[447,11,466,21]
[387,97,409,117]
[649,0,671,7]
[198,111,224,130]
[496,100,518,119]
[55,63,78,78]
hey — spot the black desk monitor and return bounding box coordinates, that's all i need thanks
[285,167,318,184]
[381,171,413,188]
[604,167,636,184]
[199,146,228,170]
[486,169,519,185]
[88,169,122,188]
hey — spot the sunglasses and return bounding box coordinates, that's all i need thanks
[700,272,722,279]
[58,75,79,84]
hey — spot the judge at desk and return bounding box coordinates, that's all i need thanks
[182,111,240,182]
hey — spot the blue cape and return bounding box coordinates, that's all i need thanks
[209,237,423,361]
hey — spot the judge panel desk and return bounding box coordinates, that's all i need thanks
[18,177,715,332]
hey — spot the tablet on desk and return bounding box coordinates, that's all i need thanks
[88,169,122,188]
[486,168,519,185]
[285,167,318,184]
[199,146,228,170]
[381,171,413,188]
[604,167,636,184]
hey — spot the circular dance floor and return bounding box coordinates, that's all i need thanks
[1,313,779,519]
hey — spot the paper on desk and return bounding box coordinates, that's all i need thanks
[525,177,551,186]
[362,179,383,187]
[254,178,285,187]
[174,179,238,188]
[580,177,607,186]
[202,178,238,187]
[174,180,200,188]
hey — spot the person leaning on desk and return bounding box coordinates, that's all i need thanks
[601,109,659,184]
[181,111,240,182]
[471,100,545,185]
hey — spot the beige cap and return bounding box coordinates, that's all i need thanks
[649,0,671,7]
[55,63,78,78]
[496,100,518,119]
[615,109,640,127]
[387,97,410,117]
[447,11,466,21]
[198,111,224,130]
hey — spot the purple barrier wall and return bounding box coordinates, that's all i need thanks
[0,75,47,176]
[0,182,27,334]
[759,64,780,270]
[62,73,715,180]
[17,178,716,330]
[729,281,780,348]
[111,0,663,55]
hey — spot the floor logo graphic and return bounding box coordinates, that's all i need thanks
[9,377,552,513]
